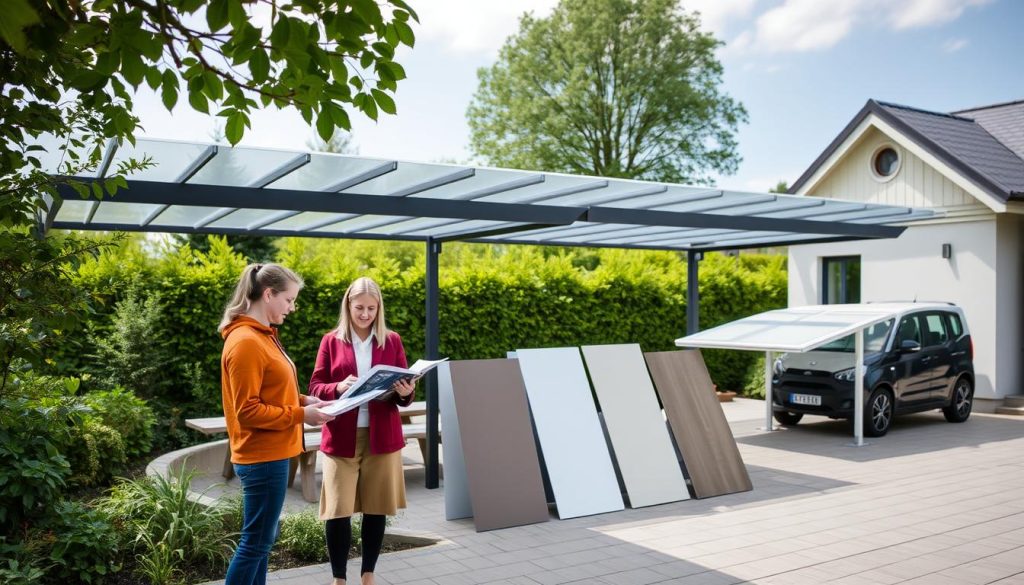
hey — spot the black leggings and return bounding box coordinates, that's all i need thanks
[325,514,386,580]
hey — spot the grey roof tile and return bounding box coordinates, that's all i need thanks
[954,100,1024,161]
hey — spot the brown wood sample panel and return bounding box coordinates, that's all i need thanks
[644,349,752,498]
[449,359,550,531]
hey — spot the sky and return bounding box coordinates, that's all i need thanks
[131,0,1024,193]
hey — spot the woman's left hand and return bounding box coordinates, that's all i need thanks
[392,378,415,398]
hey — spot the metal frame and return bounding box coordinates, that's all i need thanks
[42,138,941,488]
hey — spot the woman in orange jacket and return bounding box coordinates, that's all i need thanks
[219,263,335,585]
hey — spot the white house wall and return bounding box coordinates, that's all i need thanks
[996,214,1024,397]
[810,127,986,210]
[788,219,1008,400]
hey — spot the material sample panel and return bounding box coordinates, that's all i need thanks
[448,359,549,531]
[581,344,690,507]
[644,349,752,498]
[438,362,472,521]
[516,348,624,518]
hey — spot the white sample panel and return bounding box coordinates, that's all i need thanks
[582,344,690,507]
[516,347,624,518]
[438,363,472,520]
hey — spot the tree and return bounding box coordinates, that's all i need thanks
[769,180,790,193]
[467,0,746,184]
[0,0,417,392]
[308,129,357,154]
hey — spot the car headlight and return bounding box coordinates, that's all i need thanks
[833,367,856,382]
[773,357,785,375]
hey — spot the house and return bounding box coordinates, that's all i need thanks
[787,98,1024,411]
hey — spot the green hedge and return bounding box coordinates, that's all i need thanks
[55,236,786,424]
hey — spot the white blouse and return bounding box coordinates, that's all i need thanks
[351,329,375,428]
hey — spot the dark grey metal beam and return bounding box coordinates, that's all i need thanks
[50,221,429,242]
[424,238,441,489]
[586,205,906,238]
[84,139,121,225]
[687,251,701,335]
[435,222,569,243]
[58,180,589,226]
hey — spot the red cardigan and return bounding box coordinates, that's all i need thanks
[308,330,414,457]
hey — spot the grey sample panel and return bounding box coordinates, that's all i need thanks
[645,350,752,498]
[438,363,472,520]
[581,344,690,507]
[448,359,549,531]
[516,348,624,519]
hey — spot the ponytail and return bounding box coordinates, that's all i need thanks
[218,263,304,332]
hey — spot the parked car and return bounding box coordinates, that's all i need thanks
[771,302,974,437]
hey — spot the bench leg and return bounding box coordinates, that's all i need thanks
[223,449,235,480]
[300,451,318,503]
[417,438,428,463]
[287,456,299,487]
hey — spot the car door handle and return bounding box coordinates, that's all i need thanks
[921,356,934,363]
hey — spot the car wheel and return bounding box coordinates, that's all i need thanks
[943,376,973,423]
[773,411,803,426]
[864,388,894,437]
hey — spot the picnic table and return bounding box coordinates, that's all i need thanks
[185,401,430,502]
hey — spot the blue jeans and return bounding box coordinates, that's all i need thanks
[225,459,289,585]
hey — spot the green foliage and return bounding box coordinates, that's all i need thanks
[56,237,786,405]
[743,361,768,399]
[97,470,237,581]
[83,386,156,459]
[63,417,127,489]
[89,286,176,400]
[0,540,47,585]
[173,233,279,263]
[467,0,746,184]
[277,509,328,563]
[37,501,121,584]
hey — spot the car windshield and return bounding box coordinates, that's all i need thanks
[814,319,894,353]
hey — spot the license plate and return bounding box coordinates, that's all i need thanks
[790,393,822,406]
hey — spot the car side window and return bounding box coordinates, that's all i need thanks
[896,315,921,345]
[922,313,949,347]
[947,312,963,338]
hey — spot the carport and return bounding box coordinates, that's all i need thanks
[675,304,911,446]
[41,137,935,486]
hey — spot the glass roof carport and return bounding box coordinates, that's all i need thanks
[39,137,936,485]
[675,304,911,447]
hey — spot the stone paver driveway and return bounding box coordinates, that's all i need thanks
[206,401,1024,584]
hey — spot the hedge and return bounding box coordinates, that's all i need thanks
[55,236,786,425]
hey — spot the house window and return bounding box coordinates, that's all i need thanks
[823,256,860,304]
[870,144,901,182]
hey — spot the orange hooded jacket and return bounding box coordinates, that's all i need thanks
[221,316,304,464]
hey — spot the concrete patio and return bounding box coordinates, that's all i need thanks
[202,399,1024,584]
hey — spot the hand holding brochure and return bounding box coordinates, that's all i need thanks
[318,358,448,417]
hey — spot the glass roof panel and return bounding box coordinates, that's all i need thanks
[676,305,906,352]
[341,162,471,196]
[148,205,225,227]
[260,211,340,231]
[91,201,164,225]
[313,214,405,233]
[408,219,517,238]
[410,168,539,200]
[187,146,301,187]
[54,199,92,223]
[266,153,394,191]
[209,208,285,229]
[472,175,606,204]
[110,138,214,182]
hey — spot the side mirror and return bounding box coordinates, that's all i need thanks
[900,340,921,353]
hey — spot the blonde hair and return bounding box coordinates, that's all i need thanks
[334,276,388,348]
[218,263,304,332]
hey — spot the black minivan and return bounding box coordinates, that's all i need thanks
[771,303,974,437]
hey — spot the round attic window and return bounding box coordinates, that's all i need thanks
[871,145,901,181]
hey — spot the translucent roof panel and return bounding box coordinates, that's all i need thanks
[674,304,921,352]
[45,137,937,251]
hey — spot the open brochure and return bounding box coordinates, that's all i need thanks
[317,358,448,417]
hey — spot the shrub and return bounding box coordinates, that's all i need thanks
[63,418,127,489]
[83,387,156,459]
[0,539,47,585]
[37,501,121,584]
[277,509,327,562]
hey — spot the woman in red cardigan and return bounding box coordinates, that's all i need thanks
[309,276,415,585]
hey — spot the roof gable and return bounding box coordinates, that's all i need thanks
[790,99,1024,203]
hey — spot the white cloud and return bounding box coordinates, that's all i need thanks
[679,0,759,36]
[411,0,558,55]
[729,0,990,55]
[942,37,970,52]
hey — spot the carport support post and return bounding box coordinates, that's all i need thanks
[853,328,865,447]
[764,351,774,431]
[425,238,441,488]
[686,251,702,334]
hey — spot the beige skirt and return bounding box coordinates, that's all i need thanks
[319,428,406,519]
